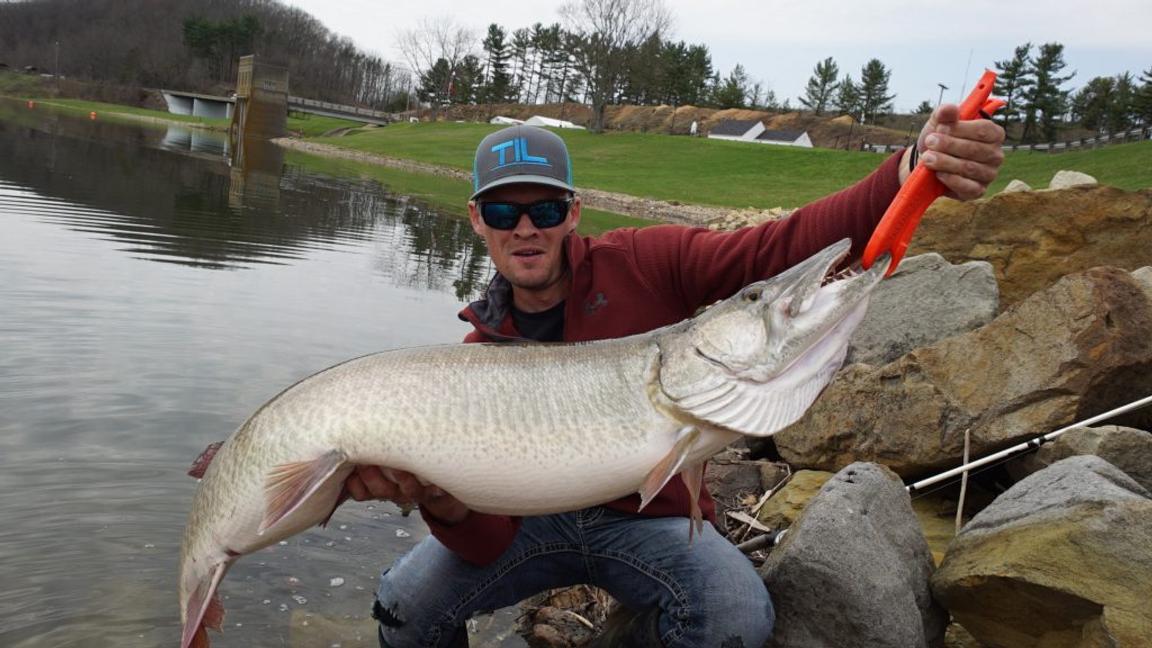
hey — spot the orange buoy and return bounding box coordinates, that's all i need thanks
[27,100,35,108]
[89,111,97,120]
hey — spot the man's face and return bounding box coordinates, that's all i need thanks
[469,183,581,295]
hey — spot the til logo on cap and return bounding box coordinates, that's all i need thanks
[491,138,551,169]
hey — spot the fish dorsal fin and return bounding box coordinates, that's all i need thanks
[668,343,846,438]
[188,441,224,480]
[260,450,349,535]
[638,426,699,510]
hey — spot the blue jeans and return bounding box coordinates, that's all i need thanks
[373,507,774,647]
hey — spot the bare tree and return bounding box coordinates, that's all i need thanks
[560,0,672,132]
[396,16,476,108]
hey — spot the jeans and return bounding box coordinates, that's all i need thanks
[373,507,774,648]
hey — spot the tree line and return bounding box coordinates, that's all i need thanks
[0,0,412,111]
[2,0,1148,138]
[993,42,1152,142]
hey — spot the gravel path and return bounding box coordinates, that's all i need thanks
[273,138,791,228]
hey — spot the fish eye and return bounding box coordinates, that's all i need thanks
[743,288,761,302]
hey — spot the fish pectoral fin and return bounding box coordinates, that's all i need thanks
[639,427,699,511]
[260,449,349,535]
[181,562,227,648]
[681,461,706,543]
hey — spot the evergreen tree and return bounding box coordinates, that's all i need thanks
[994,44,1033,130]
[834,75,861,117]
[453,54,485,104]
[1071,75,1114,131]
[799,57,839,115]
[914,100,933,114]
[682,44,713,106]
[510,28,531,102]
[481,24,513,103]
[858,58,895,123]
[714,64,750,108]
[1136,67,1152,126]
[417,58,452,105]
[1021,42,1075,142]
[1107,71,1136,134]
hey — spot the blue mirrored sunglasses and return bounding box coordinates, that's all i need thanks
[478,198,572,230]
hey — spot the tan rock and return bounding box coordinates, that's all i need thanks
[932,456,1152,648]
[1047,169,1098,189]
[774,267,1152,475]
[755,470,834,530]
[1001,179,1032,193]
[910,186,1152,307]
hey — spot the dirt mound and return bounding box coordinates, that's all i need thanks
[425,102,923,149]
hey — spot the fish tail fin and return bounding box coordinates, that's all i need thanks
[260,449,348,535]
[181,563,227,648]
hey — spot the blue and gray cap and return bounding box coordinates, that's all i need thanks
[470,125,574,200]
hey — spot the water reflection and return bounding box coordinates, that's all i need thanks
[0,100,522,646]
[0,99,491,299]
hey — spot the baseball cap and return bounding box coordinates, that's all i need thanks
[470,125,575,200]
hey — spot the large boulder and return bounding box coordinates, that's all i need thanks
[910,185,1152,307]
[760,463,947,647]
[932,456,1152,647]
[1010,425,1152,493]
[847,253,999,366]
[775,267,1152,475]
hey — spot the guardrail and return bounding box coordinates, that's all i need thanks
[863,126,1152,154]
[287,96,396,122]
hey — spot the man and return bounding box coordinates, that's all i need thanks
[348,108,1005,647]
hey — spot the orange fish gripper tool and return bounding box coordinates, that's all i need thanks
[861,69,1006,276]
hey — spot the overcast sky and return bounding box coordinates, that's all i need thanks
[283,0,1151,112]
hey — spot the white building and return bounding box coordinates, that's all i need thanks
[707,119,812,148]
[524,115,585,130]
[489,116,525,125]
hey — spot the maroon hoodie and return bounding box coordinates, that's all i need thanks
[423,151,905,565]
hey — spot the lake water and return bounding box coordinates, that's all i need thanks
[0,100,521,647]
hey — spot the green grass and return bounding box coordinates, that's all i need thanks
[995,140,1152,192]
[312,122,1152,207]
[312,122,888,209]
[282,149,653,235]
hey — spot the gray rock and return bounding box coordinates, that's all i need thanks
[1001,179,1032,193]
[961,455,1148,534]
[760,462,946,647]
[847,253,999,366]
[1047,169,1098,189]
[1010,425,1152,493]
[932,456,1152,647]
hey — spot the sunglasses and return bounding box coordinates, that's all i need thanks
[478,198,572,230]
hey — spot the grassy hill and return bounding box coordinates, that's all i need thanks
[315,122,1152,209]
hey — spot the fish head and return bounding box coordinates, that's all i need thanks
[657,238,889,436]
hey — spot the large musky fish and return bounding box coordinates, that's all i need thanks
[179,238,889,647]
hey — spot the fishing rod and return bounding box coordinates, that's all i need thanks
[906,393,1152,495]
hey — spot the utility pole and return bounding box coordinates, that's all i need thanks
[54,40,60,89]
[936,83,949,108]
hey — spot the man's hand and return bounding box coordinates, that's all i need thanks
[901,103,1006,200]
[345,466,470,525]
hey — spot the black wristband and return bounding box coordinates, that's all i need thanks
[908,146,919,173]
